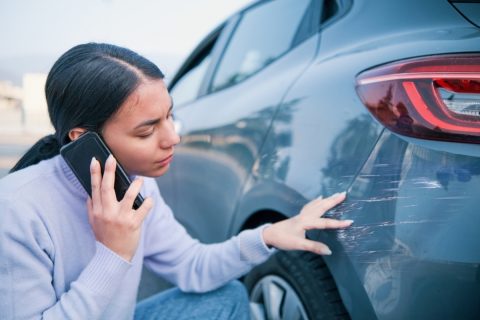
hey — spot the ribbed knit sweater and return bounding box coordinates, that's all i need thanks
[0,155,274,319]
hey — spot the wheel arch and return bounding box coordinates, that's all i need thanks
[231,180,377,318]
[229,180,306,236]
[239,209,286,232]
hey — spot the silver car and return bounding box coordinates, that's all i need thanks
[153,0,480,319]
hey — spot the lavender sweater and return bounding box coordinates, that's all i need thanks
[0,155,274,319]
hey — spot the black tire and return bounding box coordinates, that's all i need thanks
[244,250,350,320]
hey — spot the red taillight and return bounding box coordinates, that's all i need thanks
[356,54,480,143]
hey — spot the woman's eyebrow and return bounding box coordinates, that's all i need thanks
[133,101,174,130]
[134,118,160,129]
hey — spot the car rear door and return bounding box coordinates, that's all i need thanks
[163,0,323,242]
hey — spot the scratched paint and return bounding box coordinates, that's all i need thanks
[310,131,480,318]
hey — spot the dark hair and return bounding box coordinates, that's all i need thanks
[10,43,164,173]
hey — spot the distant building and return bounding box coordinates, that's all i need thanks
[22,73,52,133]
[0,81,22,109]
[0,81,24,133]
[0,74,52,134]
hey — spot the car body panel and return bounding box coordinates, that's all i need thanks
[159,0,480,318]
[161,32,320,243]
[314,131,480,319]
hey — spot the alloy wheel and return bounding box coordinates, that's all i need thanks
[250,275,309,320]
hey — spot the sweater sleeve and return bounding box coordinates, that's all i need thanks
[142,179,276,293]
[0,200,132,320]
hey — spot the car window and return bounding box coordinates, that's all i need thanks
[210,0,312,93]
[170,42,214,106]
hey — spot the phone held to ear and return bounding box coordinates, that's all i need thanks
[60,131,144,209]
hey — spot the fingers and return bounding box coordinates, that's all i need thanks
[317,192,346,215]
[90,154,151,219]
[121,177,153,224]
[121,177,144,210]
[304,218,353,230]
[299,238,332,255]
[134,197,154,222]
[303,192,346,218]
[90,157,102,214]
[100,155,118,206]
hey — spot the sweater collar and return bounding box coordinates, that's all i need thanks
[56,155,89,199]
[56,155,139,199]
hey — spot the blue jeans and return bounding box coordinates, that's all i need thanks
[134,281,251,320]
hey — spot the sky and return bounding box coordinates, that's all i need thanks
[0,0,253,82]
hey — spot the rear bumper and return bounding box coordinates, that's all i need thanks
[316,131,480,319]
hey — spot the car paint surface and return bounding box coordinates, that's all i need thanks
[166,32,320,242]
[158,0,480,318]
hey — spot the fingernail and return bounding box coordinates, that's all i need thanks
[324,248,332,255]
[90,157,96,169]
[107,154,115,164]
[345,219,354,224]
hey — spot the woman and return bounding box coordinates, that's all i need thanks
[0,43,352,319]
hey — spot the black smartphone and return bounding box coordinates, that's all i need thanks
[60,131,144,209]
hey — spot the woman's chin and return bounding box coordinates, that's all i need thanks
[148,164,171,177]
[130,163,171,178]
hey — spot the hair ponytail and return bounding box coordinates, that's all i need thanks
[10,134,60,173]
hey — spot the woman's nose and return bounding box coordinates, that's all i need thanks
[170,130,181,147]
[160,122,180,149]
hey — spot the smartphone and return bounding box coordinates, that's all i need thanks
[60,131,144,209]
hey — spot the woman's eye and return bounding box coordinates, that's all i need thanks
[138,130,154,138]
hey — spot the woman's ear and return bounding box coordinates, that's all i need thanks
[68,128,87,141]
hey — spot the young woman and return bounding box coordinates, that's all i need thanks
[0,43,353,319]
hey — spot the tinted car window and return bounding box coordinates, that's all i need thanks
[210,0,311,92]
[170,43,214,106]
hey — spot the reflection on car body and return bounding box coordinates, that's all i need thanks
[157,0,480,319]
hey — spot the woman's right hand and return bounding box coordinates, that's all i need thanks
[87,155,153,262]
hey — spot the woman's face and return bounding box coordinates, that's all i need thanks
[101,79,180,177]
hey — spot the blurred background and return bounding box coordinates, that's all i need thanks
[0,0,252,177]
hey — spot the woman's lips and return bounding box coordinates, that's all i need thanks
[156,154,174,166]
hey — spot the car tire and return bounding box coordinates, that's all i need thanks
[244,250,350,320]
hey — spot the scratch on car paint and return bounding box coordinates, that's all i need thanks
[434,196,471,200]
[357,174,383,178]
[328,202,363,218]
[373,163,391,167]
[411,178,442,189]
[357,196,408,203]
[383,188,400,192]
[351,220,432,228]
[398,219,440,225]
[337,225,375,239]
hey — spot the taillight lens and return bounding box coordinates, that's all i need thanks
[356,54,480,143]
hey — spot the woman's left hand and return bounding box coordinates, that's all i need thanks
[262,192,353,255]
